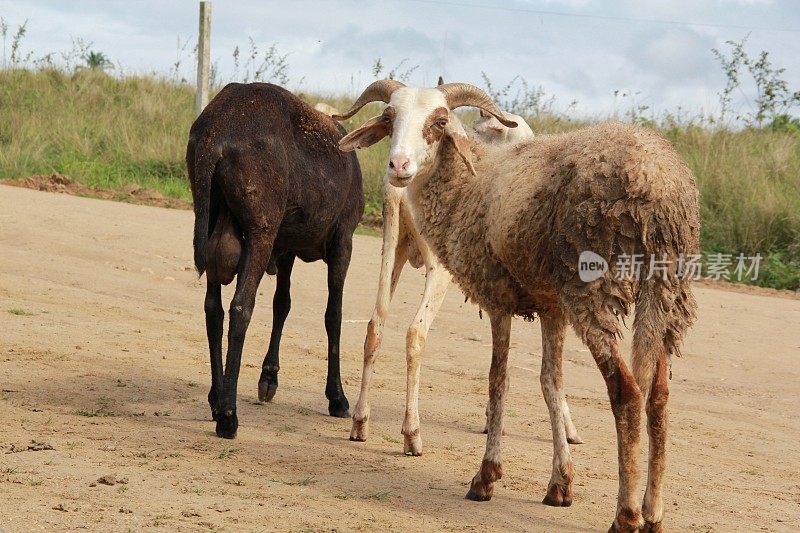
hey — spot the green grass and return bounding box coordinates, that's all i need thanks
[270,475,317,486]
[663,125,800,289]
[75,407,115,417]
[1,68,798,289]
[7,308,35,316]
[0,68,193,198]
[217,447,237,459]
[362,489,393,501]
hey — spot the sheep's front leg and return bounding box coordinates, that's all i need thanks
[539,310,575,507]
[351,189,405,440]
[466,312,511,501]
[401,255,450,455]
[563,397,582,445]
[258,254,295,403]
[324,236,354,418]
[482,376,508,435]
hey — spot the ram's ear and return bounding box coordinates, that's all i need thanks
[338,115,389,152]
[443,128,476,176]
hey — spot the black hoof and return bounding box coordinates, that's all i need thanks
[543,480,573,507]
[215,410,238,439]
[542,493,573,507]
[328,397,350,418]
[465,488,492,502]
[208,389,218,419]
[258,377,278,403]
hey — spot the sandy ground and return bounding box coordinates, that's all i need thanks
[0,184,799,532]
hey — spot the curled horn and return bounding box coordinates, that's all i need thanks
[436,83,518,128]
[332,79,406,121]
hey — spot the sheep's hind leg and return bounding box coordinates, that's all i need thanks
[634,284,681,532]
[539,309,574,507]
[215,232,273,439]
[570,314,644,531]
[205,283,224,421]
[466,312,511,501]
[258,254,295,403]
[641,353,669,533]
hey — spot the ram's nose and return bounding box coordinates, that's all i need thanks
[388,155,411,176]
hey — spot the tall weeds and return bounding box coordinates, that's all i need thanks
[0,24,797,289]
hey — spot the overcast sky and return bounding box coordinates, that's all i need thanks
[2,0,799,119]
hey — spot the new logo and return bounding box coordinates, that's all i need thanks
[578,251,608,282]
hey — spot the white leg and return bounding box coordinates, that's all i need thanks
[350,187,405,442]
[401,249,450,455]
[539,310,575,506]
[562,397,583,445]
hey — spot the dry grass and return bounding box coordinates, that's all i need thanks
[0,68,192,198]
[1,69,797,288]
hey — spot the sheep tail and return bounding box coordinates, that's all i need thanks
[189,149,217,277]
[632,270,698,398]
[631,280,672,401]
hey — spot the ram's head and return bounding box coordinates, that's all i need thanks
[334,80,516,187]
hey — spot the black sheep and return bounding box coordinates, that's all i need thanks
[187,83,363,438]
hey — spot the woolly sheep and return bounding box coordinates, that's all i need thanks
[313,102,341,117]
[335,80,699,532]
[472,109,534,144]
[343,91,579,457]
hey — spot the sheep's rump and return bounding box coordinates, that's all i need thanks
[489,122,700,314]
[187,82,364,280]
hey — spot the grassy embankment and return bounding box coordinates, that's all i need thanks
[1,68,798,289]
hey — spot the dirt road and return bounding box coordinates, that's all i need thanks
[1,185,798,532]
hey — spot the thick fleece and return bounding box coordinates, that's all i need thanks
[409,121,699,397]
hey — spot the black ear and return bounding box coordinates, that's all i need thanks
[339,115,390,151]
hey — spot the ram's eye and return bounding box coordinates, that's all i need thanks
[434,118,448,128]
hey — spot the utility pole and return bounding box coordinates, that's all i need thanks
[195,1,211,116]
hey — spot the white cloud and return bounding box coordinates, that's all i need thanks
[729,0,774,5]
[1,0,798,118]
[537,0,592,8]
